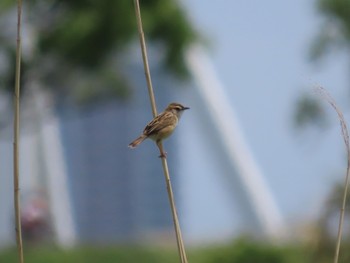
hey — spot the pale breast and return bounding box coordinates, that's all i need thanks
[149,122,178,141]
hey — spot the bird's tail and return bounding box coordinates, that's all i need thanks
[128,135,147,148]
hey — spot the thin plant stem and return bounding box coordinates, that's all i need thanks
[315,86,350,263]
[133,0,157,117]
[158,143,188,263]
[13,0,24,262]
[133,1,188,262]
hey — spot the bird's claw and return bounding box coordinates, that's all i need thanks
[158,152,167,158]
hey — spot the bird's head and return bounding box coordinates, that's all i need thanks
[166,102,190,117]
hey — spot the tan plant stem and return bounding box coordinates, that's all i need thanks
[13,0,24,262]
[133,1,188,262]
[315,86,350,263]
[133,0,157,117]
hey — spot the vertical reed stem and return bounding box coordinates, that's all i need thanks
[133,0,157,117]
[13,0,24,262]
[315,87,350,263]
[133,1,188,262]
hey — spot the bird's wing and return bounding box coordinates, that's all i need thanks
[143,112,176,136]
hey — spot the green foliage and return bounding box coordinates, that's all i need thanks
[0,240,310,263]
[0,0,196,102]
[37,1,136,68]
[196,239,309,263]
[33,0,195,75]
[0,0,12,11]
[293,93,327,129]
[318,0,350,30]
[144,0,196,77]
[310,0,350,62]
[310,237,350,263]
[296,0,350,128]
[0,246,179,263]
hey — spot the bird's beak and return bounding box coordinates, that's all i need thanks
[183,106,190,110]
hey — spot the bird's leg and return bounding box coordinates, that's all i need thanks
[156,141,167,158]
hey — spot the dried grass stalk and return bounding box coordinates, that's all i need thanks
[133,1,188,262]
[315,86,350,263]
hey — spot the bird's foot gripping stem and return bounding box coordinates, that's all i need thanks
[157,141,167,159]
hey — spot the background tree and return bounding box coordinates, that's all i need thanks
[0,0,196,104]
[294,0,350,129]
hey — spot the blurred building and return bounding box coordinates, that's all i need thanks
[57,79,179,243]
[0,46,285,248]
[0,51,186,246]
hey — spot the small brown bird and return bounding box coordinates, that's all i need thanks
[129,102,189,157]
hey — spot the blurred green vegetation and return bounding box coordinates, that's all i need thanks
[3,230,350,262]
[295,0,350,129]
[0,0,196,102]
[0,239,311,263]
[310,0,350,63]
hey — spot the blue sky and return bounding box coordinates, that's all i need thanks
[179,0,349,241]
